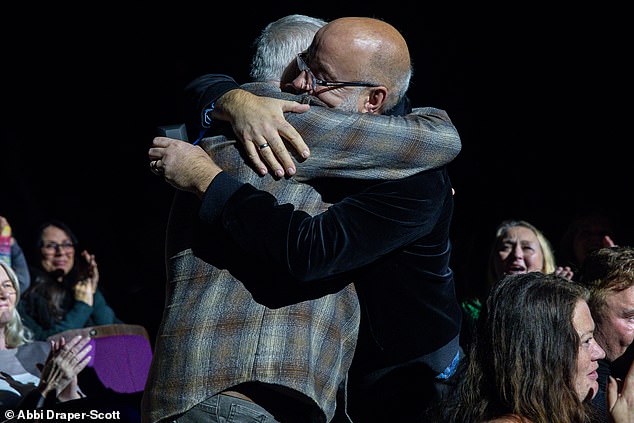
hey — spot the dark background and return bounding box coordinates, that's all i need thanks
[2,4,630,342]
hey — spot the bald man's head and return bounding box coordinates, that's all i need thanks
[310,17,412,111]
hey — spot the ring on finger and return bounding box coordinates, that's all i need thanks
[150,160,163,175]
[258,143,270,150]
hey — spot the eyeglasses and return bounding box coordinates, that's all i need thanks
[41,241,75,253]
[0,281,16,296]
[296,53,380,92]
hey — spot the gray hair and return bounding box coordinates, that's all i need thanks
[0,261,32,348]
[249,14,327,82]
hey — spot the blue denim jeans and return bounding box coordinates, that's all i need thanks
[175,393,281,423]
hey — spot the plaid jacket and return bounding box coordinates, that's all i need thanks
[141,83,461,423]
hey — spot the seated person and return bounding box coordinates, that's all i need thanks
[440,272,634,423]
[460,219,573,351]
[1,260,92,412]
[577,246,634,422]
[0,216,30,293]
[18,219,121,340]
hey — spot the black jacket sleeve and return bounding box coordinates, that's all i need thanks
[183,74,240,138]
[200,168,451,283]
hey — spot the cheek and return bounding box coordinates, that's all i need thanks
[41,257,55,271]
[524,255,542,271]
[316,89,349,109]
[575,352,596,396]
[615,320,634,341]
[317,94,340,108]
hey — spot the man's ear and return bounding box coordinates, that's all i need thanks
[364,86,388,114]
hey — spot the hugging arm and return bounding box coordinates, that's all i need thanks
[185,75,310,177]
[186,74,462,181]
[200,169,450,282]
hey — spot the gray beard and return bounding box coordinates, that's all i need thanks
[334,88,363,112]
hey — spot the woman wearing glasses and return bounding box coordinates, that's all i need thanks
[17,220,121,340]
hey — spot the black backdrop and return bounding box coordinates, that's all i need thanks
[2,4,629,341]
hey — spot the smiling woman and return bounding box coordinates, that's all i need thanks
[16,220,122,341]
[438,272,605,423]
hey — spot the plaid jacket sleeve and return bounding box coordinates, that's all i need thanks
[243,82,461,182]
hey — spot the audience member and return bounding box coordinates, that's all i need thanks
[559,208,618,272]
[17,219,121,340]
[148,16,462,423]
[0,216,31,293]
[460,219,573,351]
[577,246,634,422]
[1,260,92,413]
[440,272,606,423]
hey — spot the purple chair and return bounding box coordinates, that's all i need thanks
[48,324,153,394]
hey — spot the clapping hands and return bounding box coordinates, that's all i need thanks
[38,335,92,401]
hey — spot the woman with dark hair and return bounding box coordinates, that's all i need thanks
[17,220,121,340]
[441,272,613,422]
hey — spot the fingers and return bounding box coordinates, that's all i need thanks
[604,235,616,248]
[554,266,574,280]
[246,126,306,178]
[621,356,634,396]
[230,95,309,178]
[608,375,619,410]
[74,342,93,363]
[65,335,91,352]
[149,159,164,176]
[243,142,268,176]
[281,101,310,115]
[55,336,93,375]
[81,250,96,267]
[253,136,296,178]
[75,353,93,373]
[278,100,310,164]
[149,137,182,166]
[151,136,180,149]
[74,279,94,294]
[57,336,91,361]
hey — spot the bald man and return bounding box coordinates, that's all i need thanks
[149,16,462,423]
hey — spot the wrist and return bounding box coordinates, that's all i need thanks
[37,381,53,398]
[76,298,94,307]
[58,389,81,402]
[195,167,222,199]
[215,89,250,122]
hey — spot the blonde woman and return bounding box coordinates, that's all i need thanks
[461,219,573,351]
[0,260,91,412]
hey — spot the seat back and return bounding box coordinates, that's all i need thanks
[48,324,152,394]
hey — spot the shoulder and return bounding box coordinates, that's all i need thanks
[240,82,283,98]
[16,340,50,360]
[241,82,328,107]
[411,106,452,120]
